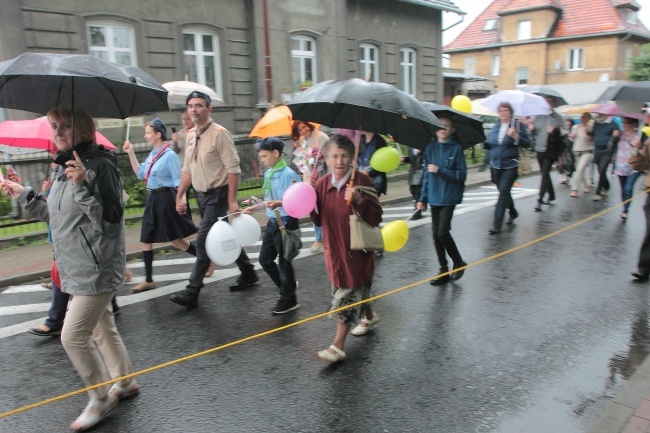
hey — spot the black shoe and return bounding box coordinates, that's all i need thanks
[478,167,486,172]
[450,261,467,281]
[272,299,300,314]
[632,271,650,281]
[28,326,61,337]
[113,306,121,316]
[229,272,260,292]
[170,290,199,307]
[430,267,450,285]
[506,212,519,225]
[488,227,501,234]
[535,199,542,212]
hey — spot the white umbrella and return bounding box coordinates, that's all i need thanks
[479,90,551,117]
[162,80,224,107]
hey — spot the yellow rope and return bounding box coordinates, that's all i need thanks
[1,189,647,419]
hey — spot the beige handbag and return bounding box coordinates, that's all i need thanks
[518,148,532,176]
[349,186,384,252]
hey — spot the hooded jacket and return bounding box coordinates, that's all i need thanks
[18,143,125,295]
[418,137,467,206]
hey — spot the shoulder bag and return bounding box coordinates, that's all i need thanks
[349,186,384,252]
[518,148,532,176]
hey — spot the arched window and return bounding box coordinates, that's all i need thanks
[87,21,137,66]
[400,48,416,96]
[183,28,223,97]
[360,43,379,82]
[291,35,317,90]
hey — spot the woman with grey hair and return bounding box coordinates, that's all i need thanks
[305,135,383,362]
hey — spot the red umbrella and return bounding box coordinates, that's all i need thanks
[591,102,644,120]
[0,116,115,153]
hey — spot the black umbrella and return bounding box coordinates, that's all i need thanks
[519,85,569,107]
[288,78,443,204]
[0,52,168,118]
[420,101,485,149]
[287,78,443,150]
[596,81,650,139]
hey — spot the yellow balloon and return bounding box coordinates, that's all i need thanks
[451,95,472,114]
[381,220,409,252]
[369,147,401,172]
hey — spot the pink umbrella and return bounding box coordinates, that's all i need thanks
[591,102,644,120]
[0,116,115,153]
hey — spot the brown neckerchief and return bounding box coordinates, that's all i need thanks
[191,119,214,163]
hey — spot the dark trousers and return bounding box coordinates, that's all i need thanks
[430,205,462,269]
[259,218,298,301]
[492,167,518,229]
[188,188,254,293]
[537,153,555,201]
[594,152,612,194]
[409,184,422,205]
[45,280,69,331]
[639,194,650,273]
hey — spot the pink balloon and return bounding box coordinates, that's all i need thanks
[282,182,317,218]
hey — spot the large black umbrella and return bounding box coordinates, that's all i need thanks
[0,52,168,118]
[519,85,569,107]
[595,81,650,110]
[287,78,443,150]
[420,101,485,149]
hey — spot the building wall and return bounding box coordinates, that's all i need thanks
[500,9,558,42]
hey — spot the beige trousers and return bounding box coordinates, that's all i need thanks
[61,292,133,400]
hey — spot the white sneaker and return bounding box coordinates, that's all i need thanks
[351,314,380,336]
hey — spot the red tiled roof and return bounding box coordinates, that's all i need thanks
[499,0,561,14]
[444,0,650,52]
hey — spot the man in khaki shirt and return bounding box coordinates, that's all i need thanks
[171,91,258,307]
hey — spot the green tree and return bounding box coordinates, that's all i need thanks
[630,43,650,81]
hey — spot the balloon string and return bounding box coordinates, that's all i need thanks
[405,208,420,221]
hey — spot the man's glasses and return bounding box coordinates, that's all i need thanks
[187,104,206,110]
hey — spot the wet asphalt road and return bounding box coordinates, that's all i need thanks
[1,174,650,433]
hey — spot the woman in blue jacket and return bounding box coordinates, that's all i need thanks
[484,102,530,234]
[417,117,467,285]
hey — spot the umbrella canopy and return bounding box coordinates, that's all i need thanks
[518,85,569,106]
[287,78,443,150]
[595,81,650,113]
[470,98,498,116]
[162,80,223,107]
[479,90,551,117]
[0,116,115,152]
[420,101,485,149]
[557,103,599,115]
[249,105,319,138]
[591,101,645,120]
[0,52,168,118]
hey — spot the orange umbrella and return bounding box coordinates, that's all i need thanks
[249,105,319,138]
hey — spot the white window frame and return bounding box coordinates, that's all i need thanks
[515,67,529,86]
[291,35,317,90]
[400,48,417,96]
[87,22,137,66]
[567,48,584,71]
[517,20,531,40]
[183,29,223,98]
[483,19,497,31]
[491,55,500,76]
[622,8,637,24]
[360,43,379,82]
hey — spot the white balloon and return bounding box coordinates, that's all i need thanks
[206,220,242,266]
[231,214,262,246]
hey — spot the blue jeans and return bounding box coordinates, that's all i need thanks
[492,167,519,229]
[45,280,69,331]
[259,218,298,301]
[188,188,255,293]
[313,224,322,242]
[618,172,641,213]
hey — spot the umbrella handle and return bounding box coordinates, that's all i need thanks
[347,127,362,206]
[126,118,131,141]
[638,118,647,142]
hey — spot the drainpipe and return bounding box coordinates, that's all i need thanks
[262,0,273,103]
[616,33,632,81]
[443,14,464,32]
